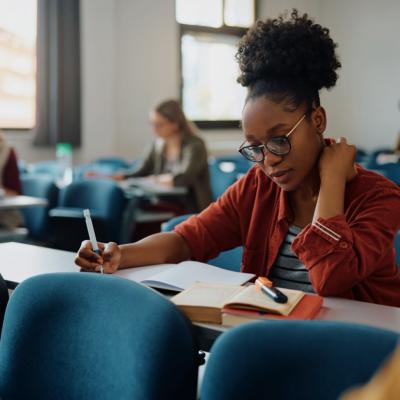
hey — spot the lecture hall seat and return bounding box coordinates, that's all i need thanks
[0,273,200,400]
[200,320,398,400]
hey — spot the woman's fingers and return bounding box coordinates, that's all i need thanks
[75,240,104,270]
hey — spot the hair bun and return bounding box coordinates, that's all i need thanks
[236,9,341,91]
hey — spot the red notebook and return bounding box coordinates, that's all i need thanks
[222,294,323,326]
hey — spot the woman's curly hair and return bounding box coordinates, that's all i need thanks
[236,9,341,109]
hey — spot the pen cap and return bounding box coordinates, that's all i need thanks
[255,277,273,289]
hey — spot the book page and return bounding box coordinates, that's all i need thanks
[140,261,255,292]
[225,285,304,316]
[115,264,176,283]
[172,283,245,308]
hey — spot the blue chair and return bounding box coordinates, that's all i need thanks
[0,273,199,399]
[364,148,394,169]
[94,157,131,170]
[20,175,59,242]
[395,230,400,267]
[208,156,248,201]
[201,320,398,400]
[74,162,122,180]
[17,159,28,175]
[0,273,8,334]
[376,162,400,185]
[162,214,242,271]
[27,160,61,179]
[355,148,368,163]
[49,179,126,250]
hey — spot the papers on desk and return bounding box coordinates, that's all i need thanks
[115,261,255,292]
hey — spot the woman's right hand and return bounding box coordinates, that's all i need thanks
[75,240,122,274]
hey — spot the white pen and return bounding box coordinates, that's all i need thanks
[83,209,103,274]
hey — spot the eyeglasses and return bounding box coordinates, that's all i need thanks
[238,114,306,162]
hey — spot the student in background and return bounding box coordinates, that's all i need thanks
[114,99,212,213]
[75,10,400,307]
[0,130,23,229]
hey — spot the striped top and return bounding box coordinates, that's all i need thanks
[268,226,315,293]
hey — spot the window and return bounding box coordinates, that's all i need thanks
[176,0,256,129]
[0,0,37,129]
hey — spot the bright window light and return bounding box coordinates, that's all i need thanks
[182,32,246,121]
[176,0,223,27]
[0,0,37,129]
[225,0,255,27]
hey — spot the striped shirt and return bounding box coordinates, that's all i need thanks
[268,226,315,293]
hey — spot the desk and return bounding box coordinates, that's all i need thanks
[0,195,47,210]
[1,242,399,351]
[119,177,187,198]
[118,178,187,242]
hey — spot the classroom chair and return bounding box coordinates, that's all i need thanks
[208,156,246,201]
[161,214,243,271]
[395,230,400,267]
[376,162,400,185]
[364,148,394,169]
[0,273,200,400]
[20,175,59,243]
[94,156,131,169]
[49,179,126,250]
[26,160,61,179]
[200,320,398,400]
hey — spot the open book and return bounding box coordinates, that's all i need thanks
[171,282,322,324]
[115,261,255,292]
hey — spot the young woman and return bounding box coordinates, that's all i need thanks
[114,99,212,213]
[76,10,400,307]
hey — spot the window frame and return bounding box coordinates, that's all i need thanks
[178,0,257,130]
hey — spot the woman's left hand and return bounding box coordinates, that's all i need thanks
[318,137,358,182]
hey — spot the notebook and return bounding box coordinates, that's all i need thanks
[221,293,323,326]
[171,282,322,324]
[115,261,255,292]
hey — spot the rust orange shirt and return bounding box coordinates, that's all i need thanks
[175,165,400,307]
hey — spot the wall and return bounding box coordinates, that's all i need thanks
[318,0,400,151]
[6,0,400,164]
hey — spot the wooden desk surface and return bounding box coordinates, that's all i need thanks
[1,242,399,350]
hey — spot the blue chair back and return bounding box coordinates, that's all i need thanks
[376,162,400,185]
[162,214,242,271]
[395,230,400,267]
[27,160,61,179]
[20,175,59,241]
[58,179,125,223]
[50,180,126,249]
[364,148,394,169]
[0,273,199,400]
[201,321,398,400]
[94,157,131,169]
[208,156,249,200]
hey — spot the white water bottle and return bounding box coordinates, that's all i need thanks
[56,143,73,188]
